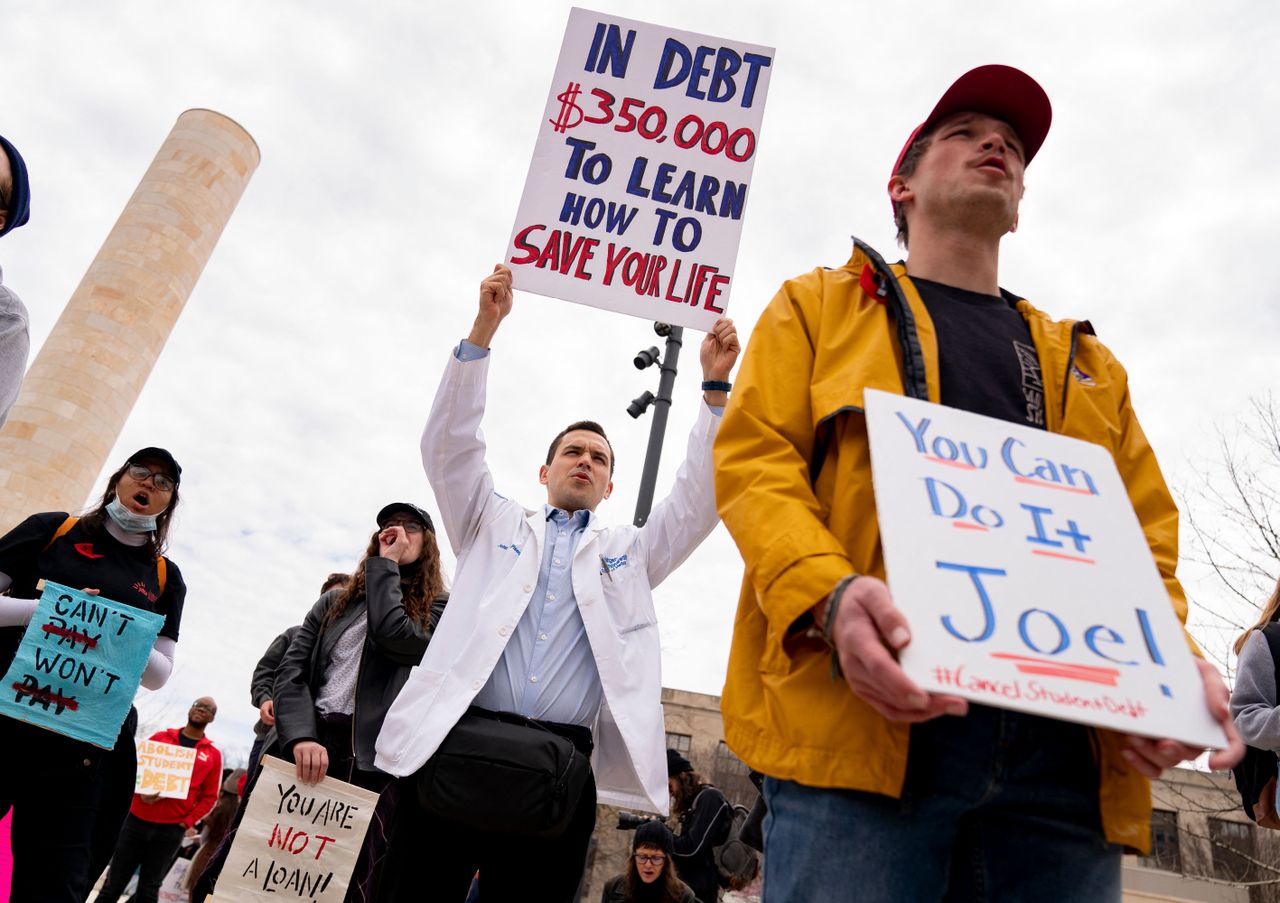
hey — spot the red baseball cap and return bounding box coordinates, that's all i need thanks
[891,65,1053,179]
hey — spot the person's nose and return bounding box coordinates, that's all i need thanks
[980,130,1008,155]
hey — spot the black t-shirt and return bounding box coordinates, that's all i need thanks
[912,277,1046,430]
[177,732,198,748]
[0,512,185,672]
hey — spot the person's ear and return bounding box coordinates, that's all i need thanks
[539,464,550,486]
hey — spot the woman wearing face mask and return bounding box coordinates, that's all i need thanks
[0,448,186,903]
[602,821,697,903]
[193,502,449,903]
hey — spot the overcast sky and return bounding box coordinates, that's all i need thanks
[1,1,1275,763]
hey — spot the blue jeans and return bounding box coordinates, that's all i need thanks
[761,705,1121,903]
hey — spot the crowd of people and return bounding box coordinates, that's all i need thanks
[0,57,1272,903]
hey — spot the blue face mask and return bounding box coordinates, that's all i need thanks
[106,497,159,534]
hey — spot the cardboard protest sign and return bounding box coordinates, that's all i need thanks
[212,756,380,902]
[864,389,1226,748]
[0,581,163,748]
[508,8,774,331]
[136,739,198,799]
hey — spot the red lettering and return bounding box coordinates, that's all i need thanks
[313,834,337,860]
[602,243,630,285]
[509,224,547,265]
[703,272,729,313]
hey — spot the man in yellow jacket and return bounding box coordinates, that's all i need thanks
[714,65,1243,901]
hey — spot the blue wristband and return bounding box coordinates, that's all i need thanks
[701,380,732,392]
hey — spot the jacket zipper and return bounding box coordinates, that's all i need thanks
[1061,321,1082,423]
[852,237,929,400]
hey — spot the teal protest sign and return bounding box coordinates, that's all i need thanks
[0,581,163,748]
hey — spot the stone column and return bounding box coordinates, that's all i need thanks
[0,109,258,531]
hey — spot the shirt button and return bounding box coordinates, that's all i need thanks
[499,626,509,636]
[530,676,539,684]
[553,558,562,566]
[523,584,533,593]
[539,633,548,641]
[473,680,483,690]
[547,593,557,602]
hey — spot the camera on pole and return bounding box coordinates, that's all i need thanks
[627,322,684,526]
[627,390,656,419]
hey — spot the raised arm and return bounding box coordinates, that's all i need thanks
[365,525,442,664]
[421,265,513,553]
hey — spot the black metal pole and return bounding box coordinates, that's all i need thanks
[633,325,683,526]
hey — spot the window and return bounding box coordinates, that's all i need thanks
[1139,809,1180,872]
[712,741,758,809]
[1209,818,1257,884]
[666,732,691,754]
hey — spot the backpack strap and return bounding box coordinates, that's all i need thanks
[43,516,79,551]
[1261,623,1280,675]
[42,514,167,594]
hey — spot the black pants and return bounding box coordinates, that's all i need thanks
[0,719,104,903]
[382,717,598,903]
[94,814,186,903]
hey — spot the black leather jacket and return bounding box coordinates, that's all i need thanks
[272,556,447,772]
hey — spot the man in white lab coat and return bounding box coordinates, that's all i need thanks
[376,264,739,901]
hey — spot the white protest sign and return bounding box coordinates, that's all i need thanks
[135,739,198,800]
[212,756,380,903]
[508,7,774,331]
[865,389,1225,748]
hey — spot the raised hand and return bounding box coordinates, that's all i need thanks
[468,264,514,348]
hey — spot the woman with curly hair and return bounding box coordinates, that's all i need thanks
[602,821,697,903]
[193,502,448,903]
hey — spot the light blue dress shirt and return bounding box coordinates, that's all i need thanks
[472,505,604,725]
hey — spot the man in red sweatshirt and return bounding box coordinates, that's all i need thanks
[96,697,222,903]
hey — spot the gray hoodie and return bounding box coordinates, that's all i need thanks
[1231,628,1280,750]
[0,263,28,428]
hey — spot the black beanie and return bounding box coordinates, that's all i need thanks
[0,135,30,237]
[633,819,674,854]
[667,748,693,777]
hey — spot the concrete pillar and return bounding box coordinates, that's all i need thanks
[0,109,258,531]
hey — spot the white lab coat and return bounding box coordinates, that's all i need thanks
[374,352,720,813]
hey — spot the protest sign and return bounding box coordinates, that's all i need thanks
[0,581,163,748]
[136,738,198,799]
[508,7,774,331]
[158,858,191,903]
[213,756,380,903]
[865,389,1226,748]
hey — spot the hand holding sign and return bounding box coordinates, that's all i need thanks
[214,756,379,903]
[1120,660,1242,775]
[0,581,164,748]
[468,264,514,349]
[699,317,739,381]
[823,575,968,723]
[861,389,1239,774]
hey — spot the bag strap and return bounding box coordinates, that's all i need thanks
[42,514,167,594]
[43,516,79,551]
[1262,623,1280,680]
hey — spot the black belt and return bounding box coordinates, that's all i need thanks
[465,706,594,758]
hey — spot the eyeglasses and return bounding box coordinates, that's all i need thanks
[126,464,176,492]
[382,520,424,534]
[635,854,666,865]
[190,702,215,712]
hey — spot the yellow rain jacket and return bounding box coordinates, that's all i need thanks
[714,239,1192,853]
